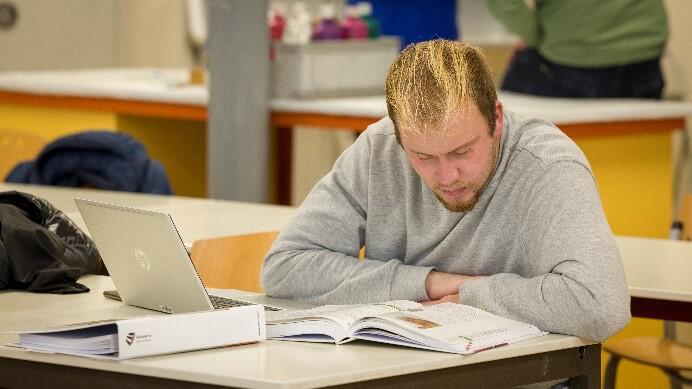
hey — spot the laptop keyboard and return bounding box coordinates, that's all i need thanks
[103,290,281,312]
[209,295,281,311]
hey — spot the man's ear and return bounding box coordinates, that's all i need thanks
[493,101,504,137]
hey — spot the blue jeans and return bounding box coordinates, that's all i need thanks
[501,48,664,99]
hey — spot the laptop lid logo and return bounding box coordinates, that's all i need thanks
[134,248,151,271]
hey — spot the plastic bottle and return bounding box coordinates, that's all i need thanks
[268,3,287,42]
[669,221,683,240]
[342,5,368,39]
[357,1,380,39]
[312,3,344,40]
[282,2,312,45]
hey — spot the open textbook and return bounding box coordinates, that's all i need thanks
[7,305,265,360]
[266,301,547,354]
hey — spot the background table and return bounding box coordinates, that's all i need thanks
[2,69,692,239]
[0,69,208,197]
[271,94,692,240]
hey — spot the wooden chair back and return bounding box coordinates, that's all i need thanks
[0,130,46,180]
[189,231,279,292]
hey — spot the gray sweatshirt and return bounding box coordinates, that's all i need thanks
[262,113,631,342]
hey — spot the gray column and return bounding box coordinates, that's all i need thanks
[207,0,269,202]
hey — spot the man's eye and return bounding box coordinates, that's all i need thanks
[417,154,433,161]
[453,149,469,157]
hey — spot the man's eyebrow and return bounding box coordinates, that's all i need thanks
[407,136,480,156]
[407,148,431,156]
[447,136,479,153]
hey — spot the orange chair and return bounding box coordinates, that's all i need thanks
[603,195,692,389]
[0,130,46,180]
[189,231,279,292]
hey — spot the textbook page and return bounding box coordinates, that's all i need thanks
[351,303,547,354]
[266,300,422,343]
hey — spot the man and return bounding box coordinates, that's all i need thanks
[262,40,630,342]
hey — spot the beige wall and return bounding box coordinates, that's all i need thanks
[0,0,193,71]
[116,0,193,67]
[0,0,118,71]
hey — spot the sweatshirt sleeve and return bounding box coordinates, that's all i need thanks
[459,162,631,342]
[261,129,433,305]
[486,0,540,46]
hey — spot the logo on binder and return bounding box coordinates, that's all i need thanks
[134,248,151,271]
[125,332,153,346]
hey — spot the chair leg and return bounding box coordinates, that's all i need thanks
[663,369,692,389]
[603,355,621,389]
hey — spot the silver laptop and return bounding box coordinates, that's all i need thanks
[75,198,281,314]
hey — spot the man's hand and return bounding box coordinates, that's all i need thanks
[421,294,459,306]
[425,270,479,302]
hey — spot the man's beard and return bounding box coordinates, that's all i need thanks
[434,185,483,213]
[434,136,500,213]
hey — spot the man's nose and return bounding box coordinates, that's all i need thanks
[436,158,460,186]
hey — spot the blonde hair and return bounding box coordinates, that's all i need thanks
[385,40,497,138]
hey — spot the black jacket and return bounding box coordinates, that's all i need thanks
[0,191,105,293]
[5,131,172,194]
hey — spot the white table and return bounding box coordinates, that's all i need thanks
[0,275,599,389]
[616,236,692,323]
[0,68,207,118]
[3,68,689,125]
[271,92,692,126]
[0,184,600,388]
[0,183,296,243]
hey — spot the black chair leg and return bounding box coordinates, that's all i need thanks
[663,369,692,389]
[603,355,621,389]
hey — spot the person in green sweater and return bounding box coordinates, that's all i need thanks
[486,0,668,98]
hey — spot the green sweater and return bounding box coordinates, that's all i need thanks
[486,0,667,67]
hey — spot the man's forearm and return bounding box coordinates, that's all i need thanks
[459,272,630,342]
[262,248,433,304]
